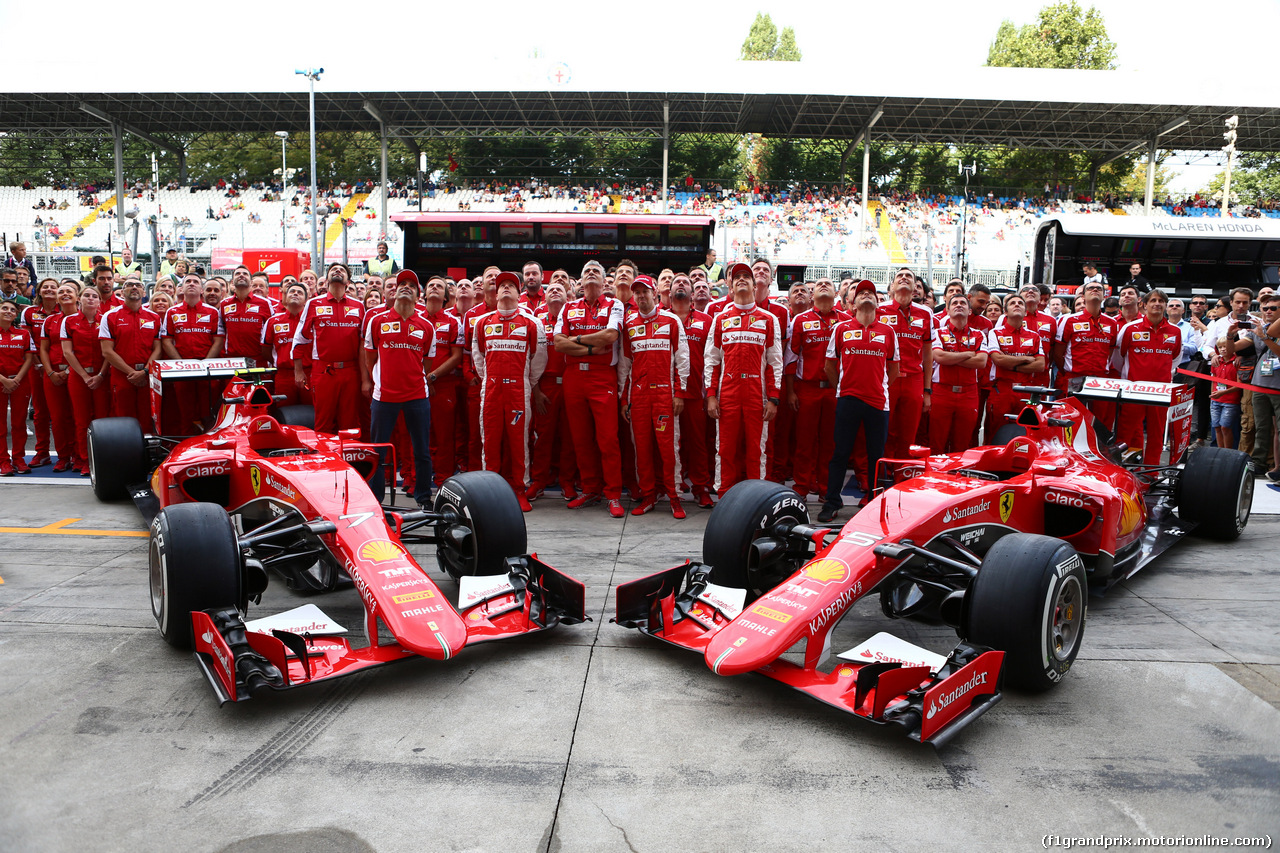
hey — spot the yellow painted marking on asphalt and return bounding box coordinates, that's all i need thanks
[0,518,147,538]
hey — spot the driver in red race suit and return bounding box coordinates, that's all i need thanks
[1054,281,1119,429]
[788,278,849,500]
[878,267,934,458]
[704,262,783,495]
[987,293,1046,431]
[292,263,365,435]
[472,272,547,511]
[1116,288,1182,464]
[929,292,993,453]
[618,275,690,518]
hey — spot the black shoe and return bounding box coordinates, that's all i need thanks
[817,502,840,523]
[1267,471,1280,483]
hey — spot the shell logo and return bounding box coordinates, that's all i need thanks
[802,559,849,584]
[837,666,855,678]
[359,539,406,563]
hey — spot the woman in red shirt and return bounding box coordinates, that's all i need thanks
[39,282,80,472]
[62,288,110,476]
[0,300,36,475]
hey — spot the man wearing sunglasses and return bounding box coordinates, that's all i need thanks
[1250,293,1280,478]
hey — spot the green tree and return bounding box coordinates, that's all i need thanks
[1119,158,1175,199]
[987,1,1118,70]
[740,13,802,61]
[1204,154,1280,206]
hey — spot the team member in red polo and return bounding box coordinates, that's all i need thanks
[0,300,35,475]
[818,279,899,522]
[997,284,1056,386]
[878,268,935,458]
[1117,289,1182,463]
[788,278,850,499]
[161,274,223,434]
[528,280,579,502]
[362,273,436,508]
[39,283,79,470]
[1054,281,1118,427]
[930,292,993,453]
[61,288,111,475]
[472,272,546,511]
[987,293,1046,432]
[619,275,690,518]
[263,283,311,406]
[668,274,715,508]
[99,277,162,432]
[21,278,59,467]
[293,264,364,435]
[518,260,545,313]
[704,262,784,495]
[218,266,273,367]
[423,276,464,488]
[553,260,626,517]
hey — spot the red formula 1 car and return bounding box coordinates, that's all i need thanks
[88,363,587,704]
[616,381,1253,746]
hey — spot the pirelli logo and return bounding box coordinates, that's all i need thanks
[750,605,792,624]
[393,590,437,604]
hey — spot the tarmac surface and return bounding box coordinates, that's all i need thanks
[1,480,1278,853]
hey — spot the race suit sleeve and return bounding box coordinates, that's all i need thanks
[471,324,485,381]
[765,313,783,397]
[704,320,723,394]
[673,320,690,392]
[291,300,315,361]
[528,318,547,385]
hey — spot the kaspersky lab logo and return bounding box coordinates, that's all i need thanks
[925,670,989,719]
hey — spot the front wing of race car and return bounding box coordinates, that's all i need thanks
[616,562,1003,747]
[192,554,587,705]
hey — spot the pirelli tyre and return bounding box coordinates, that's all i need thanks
[88,416,148,501]
[963,533,1086,693]
[702,479,810,591]
[1177,446,1252,541]
[274,404,315,430]
[433,471,527,578]
[150,502,243,649]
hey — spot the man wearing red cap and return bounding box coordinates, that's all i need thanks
[553,260,627,517]
[788,278,850,499]
[292,263,365,435]
[878,268,934,458]
[818,279,899,522]
[704,262,784,494]
[619,275,690,518]
[473,272,547,511]
[930,292,993,453]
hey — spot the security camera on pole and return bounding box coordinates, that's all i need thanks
[295,68,324,274]
[1221,115,1238,219]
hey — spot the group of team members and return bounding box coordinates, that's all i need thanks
[0,253,1237,525]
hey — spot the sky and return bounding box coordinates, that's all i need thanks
[9,0,1277,194]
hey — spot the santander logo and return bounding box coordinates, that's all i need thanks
[925,671,989,719]
[942,500,990,524]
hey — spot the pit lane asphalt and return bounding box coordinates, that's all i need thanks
[2,483,1278,853]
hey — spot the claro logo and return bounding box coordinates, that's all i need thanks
[925,671,988,719]
[183,463,229,478]
[1046,490,1086,508]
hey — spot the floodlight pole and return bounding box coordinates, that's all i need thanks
[1221,115,1238,219]
[661,101,670,214]
[297,68,324,273]
[276,131,289,249]
[957,162,977,278]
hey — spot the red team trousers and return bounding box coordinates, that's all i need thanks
[563,366,622,499]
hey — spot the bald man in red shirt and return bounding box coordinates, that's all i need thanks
[293,264,364,435]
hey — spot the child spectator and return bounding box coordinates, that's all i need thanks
[1211,337,1242,450]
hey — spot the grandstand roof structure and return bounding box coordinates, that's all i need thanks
[6,60,1280,152]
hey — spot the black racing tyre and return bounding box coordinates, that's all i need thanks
[964,533,1086,693]
[991,423,1027,445]
[702,479,809,590]
[149,502,243,649]
[1177,446,1253,540]
[88,417,148,501]
[274,404,315,430]
[433,471,527,578]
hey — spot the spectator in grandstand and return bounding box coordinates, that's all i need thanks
[100,276,162,434]
[61,288,109,474]
[158,248,181,279]
[0,299,36,476]
[293,263,364,435]
[6,242,37,288]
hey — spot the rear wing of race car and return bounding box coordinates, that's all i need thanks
[1073,376,1195,463]
[148,358,260,428]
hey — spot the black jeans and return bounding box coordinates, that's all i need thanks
[825,396,888,505]
[370,397,433,504]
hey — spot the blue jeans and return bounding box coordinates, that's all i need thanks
[370,397,432,504]
[1210,401,1240,449]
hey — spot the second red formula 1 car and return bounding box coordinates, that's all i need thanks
[616,382,1253,746]
[89,364,587,704]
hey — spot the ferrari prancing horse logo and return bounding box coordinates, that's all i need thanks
[250,465,261,497]
[999,490,1015,523]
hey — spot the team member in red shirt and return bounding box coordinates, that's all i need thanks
[704,262,784,495]
[161,274,223,434]
[997,284,1056,386]
[263,283,311,406]
[518,260,545,313]
[987,293,1046,432]
[472,272,547,511]
[0,300,35,475]
[528,281,579,502]
[293,264,364,435]
[99,277,162,433]
[553,260,627,517]
[818,279,900,522]
[930,292,993,453]
[668,274,714,507]
[422,276,464,488]
[1054,281,1119,427]
[878,268,935,458]
[218,266,273,367]
[90,265,123,309]
[1117,289,1182,463]
[362,273,436,508]
[619,275,690,518]
[21,278,59,467]
[40,282,81,470]
[788,278,850,499]
[60,288,111,475]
